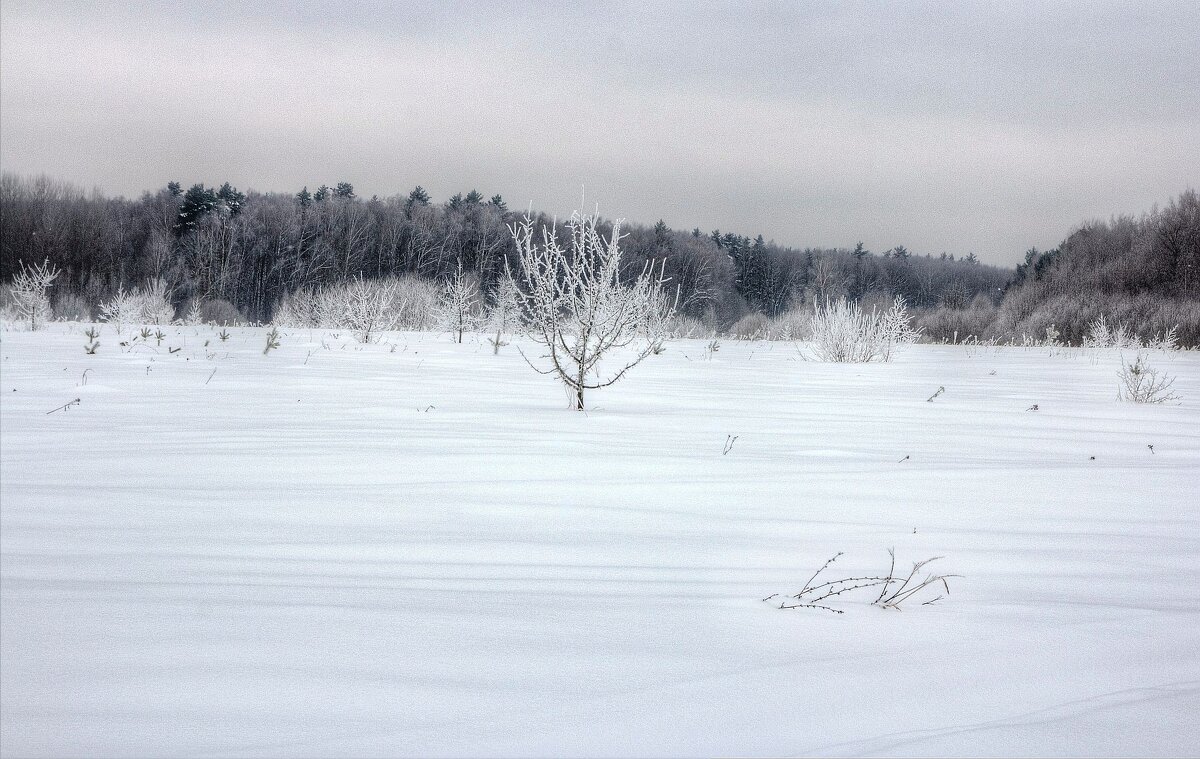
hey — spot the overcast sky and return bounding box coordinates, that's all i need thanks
[2,1,1197,264]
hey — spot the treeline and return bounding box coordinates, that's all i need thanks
[2,174,1196,346]
[0,173,1007,327]
[917,189,1200,346]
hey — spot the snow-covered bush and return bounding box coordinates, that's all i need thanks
[274,276,436,335]
[137,278,176,325]
[805,297,920,362]
[509,209,676,410]
[1084,315,1179,351]
[392,277,442,331]
[98,286,143,334]
[1117,352,1180,404]
[9,259,60,330]
[729,312,769,340]
[767,308,811,341]
[664,314,712,339]
[97,279,181,331]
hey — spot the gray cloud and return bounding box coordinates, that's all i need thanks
[2,0,1197,264]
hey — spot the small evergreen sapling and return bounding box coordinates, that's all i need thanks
[263,327,281,355]
[83,327,100,354]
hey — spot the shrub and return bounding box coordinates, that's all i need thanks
[805,296,920,362]
[98,286,143,333]
[200,299,247,326]
[767,308,811,341]
[273,276,438,334]
[664,314,712,339]
[729,312,769,340]
[1117,352,1181,403]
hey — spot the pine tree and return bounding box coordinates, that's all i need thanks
[489,194,507,211]
[296,186,312,208]
[167,181,182,197]
[174,184,218,235]
[314,185,330,202]
[334,182,355,199]
[653,220,672,252]
[217,183,245,216]
[464,189,483,204]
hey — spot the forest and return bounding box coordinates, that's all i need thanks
[1,173,1197,346]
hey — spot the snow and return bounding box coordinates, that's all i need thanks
[2,323,1198,757]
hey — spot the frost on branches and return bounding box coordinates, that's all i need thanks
[10,259,60,331]
[436,261,481,344]
[510,210,676,410]
[805,296,921,363]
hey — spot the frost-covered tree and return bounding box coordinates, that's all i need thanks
[343,275,403,343]
[438,260,480,343]
[486,273,522,354]
[509,210,676,410]
[9,258,60,330]
[99,286,143,334]
[137,278,176,324]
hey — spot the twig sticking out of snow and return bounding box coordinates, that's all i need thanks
[46,398,80,415]
[766,549,959,614]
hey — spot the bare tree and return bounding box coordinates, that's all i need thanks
[98,285,143,334]
[437,260,481,343]
[10,258,60,330]
[510,210,675,410]
[344,275,404,343]
[486,273,522,354]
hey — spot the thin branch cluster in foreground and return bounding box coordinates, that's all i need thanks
[763,549,958,614]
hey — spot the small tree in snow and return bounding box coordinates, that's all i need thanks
[137,278,176,325]
[437,261,480,343]
[99,286,143,334]
[344,275,403,343]
[509,209,676,410]
[1117,352,1180,404]
[10,259,60,330]
[486,273,522,354]
[180,299,204,326]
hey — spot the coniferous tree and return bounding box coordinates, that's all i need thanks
[174,184,219,236]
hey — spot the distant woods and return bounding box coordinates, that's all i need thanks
[1,174,1197,345]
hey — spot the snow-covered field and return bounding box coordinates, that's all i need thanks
[2,323,1198,757]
